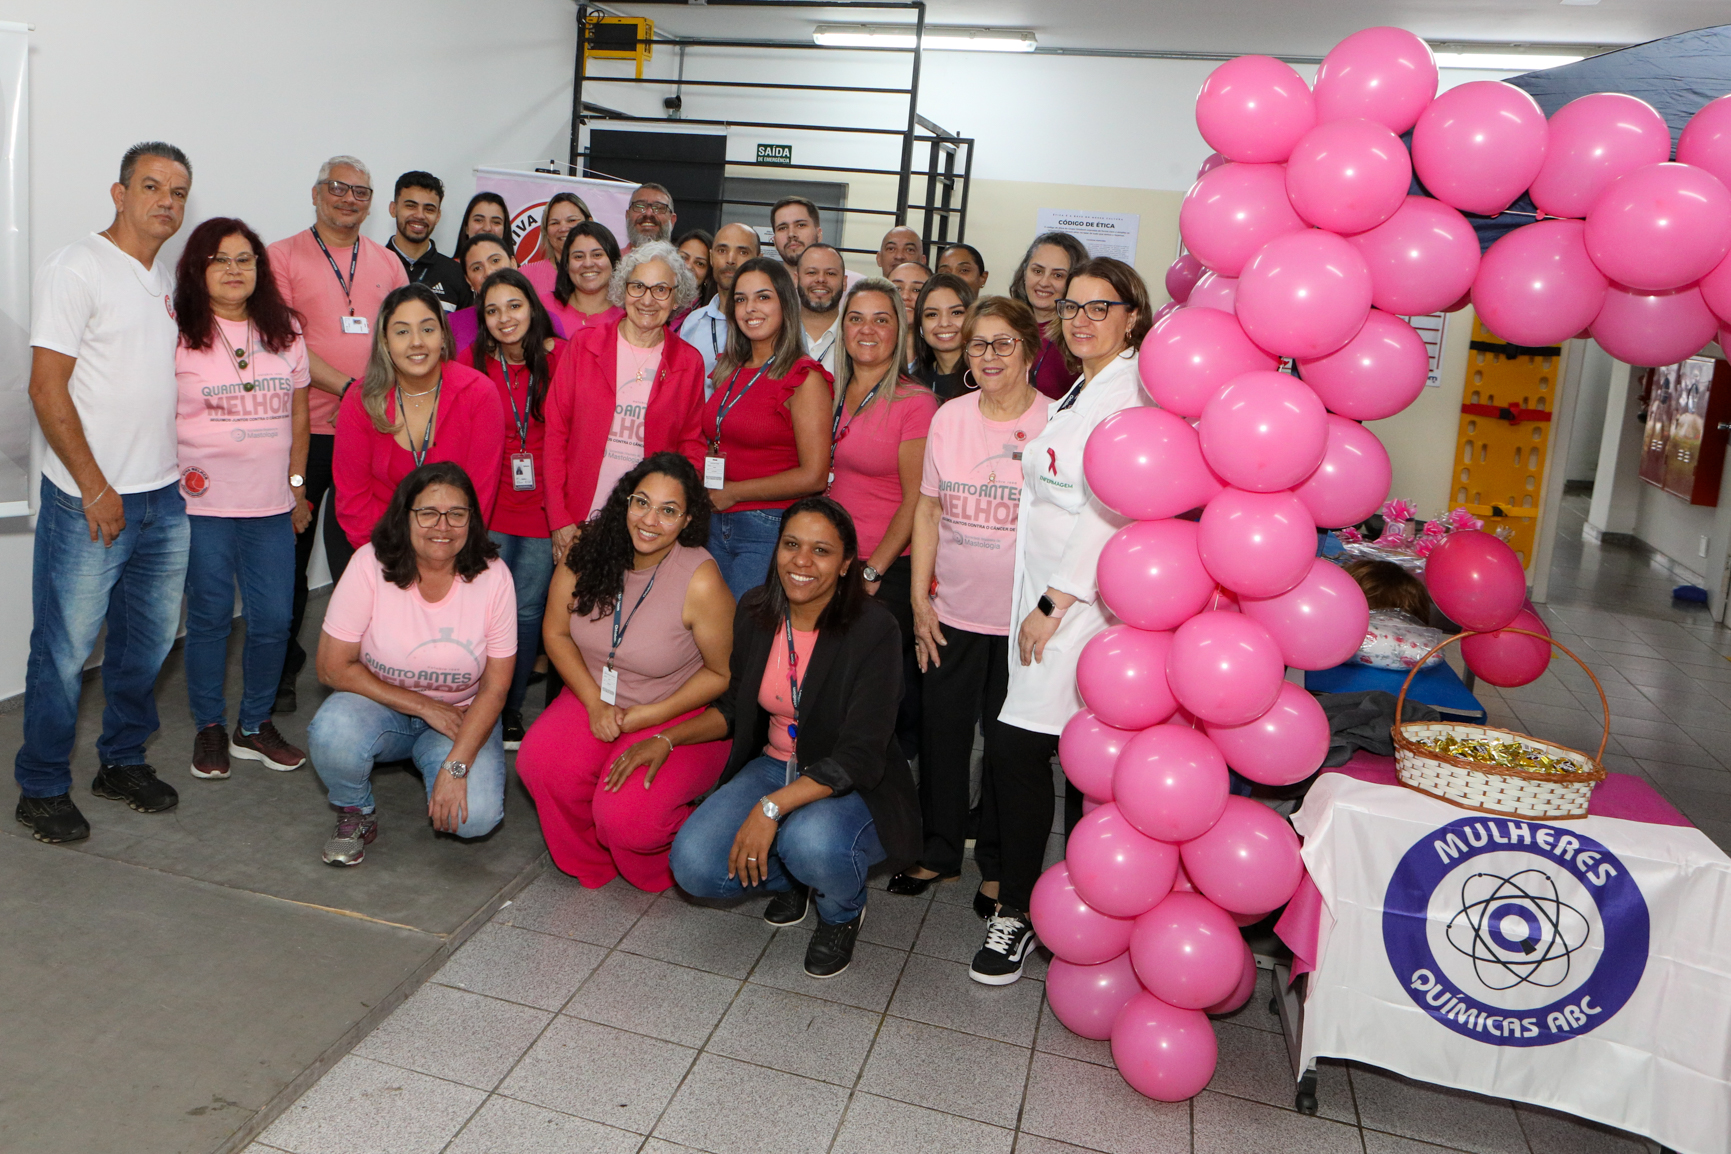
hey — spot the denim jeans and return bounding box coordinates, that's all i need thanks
[489,529,556,714]
[708,507,784,599]
[306,691,506,838]
[670,754,884,924]
[184,512,295,733]
[15,478,190,797]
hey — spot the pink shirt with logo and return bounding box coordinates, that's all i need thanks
[175,319,310,517]
[322,543,517,707]
[759,622,818,762]
[587,334,662,516]
[827,383,937,559]
[919,392,1049,635]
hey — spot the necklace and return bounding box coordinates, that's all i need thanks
[399,381,440,398]
[219,319,257,391]
[619,338,659,385]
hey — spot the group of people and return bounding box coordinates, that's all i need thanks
[16,141,1157,985]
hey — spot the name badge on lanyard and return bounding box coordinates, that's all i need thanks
[704,454,726,490]
[511,452,536,491]
[599,666,621,705]
[602,562,663,705]
[503,362,536,491]
[341,315,369,335]
[706,364,768,490]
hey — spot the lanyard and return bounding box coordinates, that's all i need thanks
[309,228,360,315]
[1055,375,1086,414]
[608,561,662,668]
[830,371,890,444]
[398,380,440,467]
[783,615,804,744]
[500,360,531,450]
[709,364,769,451]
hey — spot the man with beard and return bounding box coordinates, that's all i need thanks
[678,221,760,387]
[386,171,467,312]
[773,196,863,293]
[623,183,676,250]
[796,243,845,374]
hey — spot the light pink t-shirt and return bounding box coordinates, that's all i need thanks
[322,543,518,707]
[920,392,1049,635]
[586,334,662,516]
[760,623,818,762]
[175,319,310,517]
[828,383,937,559]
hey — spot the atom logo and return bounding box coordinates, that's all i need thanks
[1443,870,1591,991]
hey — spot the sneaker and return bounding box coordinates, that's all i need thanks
[323,807,378,866]
[230,721,307,771]
[764,883,811,926]
[191,724,231,780]
[502,708,525,751]
[804,908,864,978]
[16,793,90,843]
[970,909,1038,986]
[90,763,179,813]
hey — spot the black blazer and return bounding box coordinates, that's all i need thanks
[713,595,921,870]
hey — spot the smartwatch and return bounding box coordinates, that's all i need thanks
[758,796,782,821]
[862,564,882,584]
[1037,594,1066,619]
[442,759,470,779]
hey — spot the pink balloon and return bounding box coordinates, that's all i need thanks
[1197,487,1317,599]
[1197,151,1229,180]
[1206,943,1260,1015]
[1285,118,1413,235]
[1058,708,1135,804]
[1111,991,1218,1102]
[1348,196,1481,316]
[1297,312,1427,422]
[1084,407,1225,520]
[1047,952,1143,1040]
[1165,253,1205,304]
[1312,26,1437,134]
[1198,371,1328,493]
[1112,724,1229,844]
[1701,252,1731,325]
[1472,220,1609,348]
[1097,519,1218,632]
[1412,81,1548,216]
[1166,611,1285,727]
[1188,272,1239,314]
[1585,162,1731,292]
[1180,795,1304,916]
[1239,556,1371,671]
[1195,55,1317,164]
[1152,301,1182,328]
[1179,162,1306,278]
[1077,626,1178,732]
[1066,803,1180,919]
[1129,891,1245,1010]
[1172,860,1197,892]
[1460,608,1553,688]
[1678,95,1731,191]
[1139,307,1278,418]
[1422,530,1527,631]
[1529,93,1671,220]
[1031,861,1136,965]
[1204,682,1331,787]
[1291,415,1392,530]
[1236,230,1373,360]
[1590,283,1720,367]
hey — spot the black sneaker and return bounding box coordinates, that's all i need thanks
[764,883,810,926]
[90,763,179,813]
[970,908,1037,986]
[16,793,90,843]
[502,709,525,751]
[804,908,864,978]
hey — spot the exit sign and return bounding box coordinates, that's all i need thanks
[756,143,793,166]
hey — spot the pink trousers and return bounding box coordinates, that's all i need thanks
[517,690,730,891]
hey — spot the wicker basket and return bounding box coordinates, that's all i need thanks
[1393,630,1608,820]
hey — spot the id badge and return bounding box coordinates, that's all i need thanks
[511,452,536,491]
[704,454,726,490]
[600,666,619,705]
[341,315,369,335]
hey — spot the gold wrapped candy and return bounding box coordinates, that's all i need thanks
[1415,734,1580,774]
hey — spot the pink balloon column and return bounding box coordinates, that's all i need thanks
[1411,81,1548,216]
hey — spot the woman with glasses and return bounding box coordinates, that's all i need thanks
[669,228,715,332]
[522,191,591,301]
[307,462,516,865]
[545,221,625,337]
[909,272,976,401]
[454,192,509,263]
[516,453,735,890]
[445,233,568,352]
[333,284,505,549]
[1009,231,1091,400]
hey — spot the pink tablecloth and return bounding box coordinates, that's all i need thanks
[1272,752,1690,978]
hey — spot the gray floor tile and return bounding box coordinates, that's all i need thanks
[640,1142,709,1153]
[859,889,936,951]
[706,984,882,1086]
[1612,732,1721,768]
[932,856,987,908]
[887,953,1045,1046]
[1516,1103,1648,1153]
[435,923,607,1012]
[1192,1090,1362,1154]
[1013,1137,1113,1154]
[497,874,657,948]
[1033,1001,1115,1067]
[1362,1134,1476,1154]
[1204,1023,1353,1124]
[831,1093,1016,1154]
[499,1016,695,1134]
[1019,1052,1191,1154]
[352,983,553,1091]
[443,1095,643,1154]
[1352,1065,1527,1154]
[260,1055,485,1154]
[619,897,776,978]
[857,1017,1032,1129]
[913,893,993,963]
[652,1053,848,1154]
[564,951,741,1047]
[749,926,909,1012]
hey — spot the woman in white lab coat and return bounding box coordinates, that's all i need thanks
[966,257,1154,988]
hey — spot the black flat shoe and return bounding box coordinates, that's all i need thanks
[973,888,998,920]
[764,883,811,926]
[887,869,957,896]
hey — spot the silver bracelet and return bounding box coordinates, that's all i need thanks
[81,483,111,511]
[654,733,674,753]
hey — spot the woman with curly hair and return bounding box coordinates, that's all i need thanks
[516,452,735,890]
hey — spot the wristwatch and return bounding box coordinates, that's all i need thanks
[442,759,470,779]
[862,564,882,583]
[758,796,782,821]
[1037,594,1067,619]
[288,473,305,488]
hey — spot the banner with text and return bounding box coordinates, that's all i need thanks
[472,168,637,267]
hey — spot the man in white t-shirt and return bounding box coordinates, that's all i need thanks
[15,143,193,844]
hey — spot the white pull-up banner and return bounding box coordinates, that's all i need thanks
[0,22,28,516]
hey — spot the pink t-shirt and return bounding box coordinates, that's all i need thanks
[322,543,517,707]
[175,320,310,517]
[919,392,1049,635]
[828,383,937,559]
[544,298,624,338]
[759,622,818,762]
[586,334,662,516]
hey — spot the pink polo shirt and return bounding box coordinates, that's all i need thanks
[174,319,310,517]
[827,382,937,559]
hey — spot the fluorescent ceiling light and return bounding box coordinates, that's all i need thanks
[813,25,1037,52]
[1433,51,1584,70]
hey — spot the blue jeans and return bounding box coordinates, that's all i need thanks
[708,508,784,599]
[307,691,506,838]
[15,478,189,797]
[489,529,555,714]
[671,754,884,924]
[184,512,294,733]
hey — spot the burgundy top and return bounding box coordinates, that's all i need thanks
[1031,336,1077,401]
[568,543,713,710]
[700,354,833,512]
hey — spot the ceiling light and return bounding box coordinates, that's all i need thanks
[1433,51,1585,71]
[812,25,1037,52]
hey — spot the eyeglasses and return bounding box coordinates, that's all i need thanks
[321,180,374,202]
[1054,298,1130,321]
[628,200,673,215]
[207,252,257,271]
[411,506,470,528]
[628,492,685,520]
[965,336,1023,358]
[625,280,674,301]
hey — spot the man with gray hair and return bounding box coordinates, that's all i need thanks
[623,182,676,249]
[266,154,407,712]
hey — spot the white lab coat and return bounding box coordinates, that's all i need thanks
[998,351,1149,735]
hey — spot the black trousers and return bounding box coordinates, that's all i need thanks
[917,625,1009,876]
[283,433,357,679]
[873,555,922,764]
[975,715,1063,913]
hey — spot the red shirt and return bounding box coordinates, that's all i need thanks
[333,360,505,546]
[701,355,832,512]
[480,340,567,539]
[542,317,708,532]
